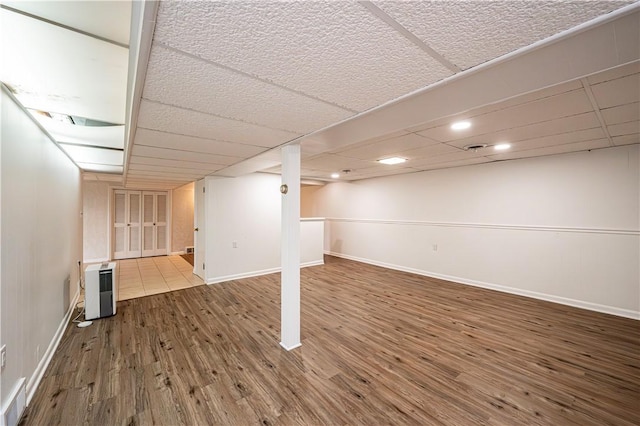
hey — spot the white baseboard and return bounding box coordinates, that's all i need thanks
[280,341,302,351]
[325,251,640,320]
[206,259,325,285]
[83,257,109,264]
[26,286,80,405]
[1,377,26,426]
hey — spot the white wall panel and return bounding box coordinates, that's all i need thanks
[304,145,640,317]
[1,90,82,406]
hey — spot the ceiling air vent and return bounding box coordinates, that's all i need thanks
[463,144,488,152]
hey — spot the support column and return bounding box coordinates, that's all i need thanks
[280,143,301,351]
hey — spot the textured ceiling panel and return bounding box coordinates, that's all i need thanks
[129,156,222,170]
[374,0,633,70]
[418,89,594,142]
[612,134,640,145]
[336,133,439,160]
[153,1,452,112]
[135,128,265,159]
[406,150,487,167]
[601,102,640,125]
[487,139,610,161]
[443,113,601,149]
[397,143,461,160]
[302,154,376,172]
[137,100,299,148]
[142,46,353,134]
[131,145,240,166]
[498,128,606,151]
[590,73,640,108]
[608,121,640,137]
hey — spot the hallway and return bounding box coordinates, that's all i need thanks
[115,255,204,300]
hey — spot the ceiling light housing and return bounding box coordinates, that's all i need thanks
[378,157,406,165]
[494,143,511,151]
[331,173,340,179]
[451,121,471,130]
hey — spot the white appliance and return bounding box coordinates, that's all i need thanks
[85,262,117,320]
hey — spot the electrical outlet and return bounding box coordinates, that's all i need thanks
[232,241,237,248]
[1,345,6,369]
[432,244,438,251]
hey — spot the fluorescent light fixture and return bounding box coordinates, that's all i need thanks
[378,157,407,165]
[331,173,340,179]
[451,121,471,130]
[494,143,511,151]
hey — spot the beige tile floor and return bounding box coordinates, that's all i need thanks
[116,255,204,301]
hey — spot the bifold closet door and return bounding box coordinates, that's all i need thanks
[142,191,168,257]
[113,190,142,259]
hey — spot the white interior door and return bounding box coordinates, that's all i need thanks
[142,191,168,257]
[113,190,142,259]
[194,180,205,279]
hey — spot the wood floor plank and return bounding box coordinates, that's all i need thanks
[20,256,640,425]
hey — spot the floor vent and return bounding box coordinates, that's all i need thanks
[2,378,26,426]
[185,246,194,254]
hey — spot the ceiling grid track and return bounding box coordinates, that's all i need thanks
[580,78,615,147]
[358,1,461,73]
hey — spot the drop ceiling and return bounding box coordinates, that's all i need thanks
[2,2,639,189]
[0,2,131,174]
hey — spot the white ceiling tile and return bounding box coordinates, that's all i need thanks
[417,89,594,142]
[127,169,205,179]
[487,139,611,160]
[129,156,221,171]
[399,143,462,160]
[374,1,633,70]
[131,145,241,166]
[414,157,494,172]
[590,73,640,108]
[587,61,639,85]
[137,100,299,148]
[77,164,123,174]
[0,9,128,123]
[135,128,265,159]
[611,134,639,146]
[404,149,485,168]
[30,112,125,149]
[142,45,353,134]
[601,102,640,125]
[493,127,606,151]
[607,120,640,137]
[128,163,212,175]
[153,1,452,112]
[61,145,123,166]
[335,133,439,160]
[301,154,376,172]
[443,112,601,149]
[3,1,132,45]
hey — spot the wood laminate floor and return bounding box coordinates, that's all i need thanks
[22,256,639,425]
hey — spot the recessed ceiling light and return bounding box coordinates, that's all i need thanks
[331,173,340,179]
[378,157,407,165]
[451,121,471,130]
[494,143,511,151]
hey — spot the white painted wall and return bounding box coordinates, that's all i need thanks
[1,90,83,408]
[82,180,110,262]
[205,173,281,283]
[204,173,324,284]
[171,182,194,254]
[302,145,640,319]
